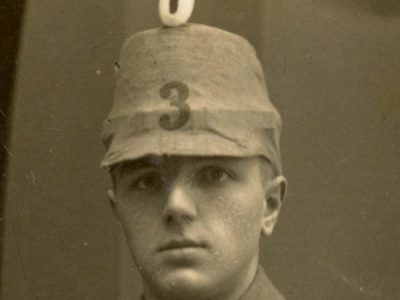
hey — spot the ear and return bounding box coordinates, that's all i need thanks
[261,175,287,236]
[107,189,119,218]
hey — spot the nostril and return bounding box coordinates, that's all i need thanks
[162,213,192,224]
[183,215,192,224]
[163,213,173,223]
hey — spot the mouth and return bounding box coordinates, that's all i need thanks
[158,239,207,252]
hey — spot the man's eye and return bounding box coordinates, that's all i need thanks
[134,173,162,190]
[198,167,231,185]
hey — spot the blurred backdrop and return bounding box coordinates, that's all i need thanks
[1,1,400,299]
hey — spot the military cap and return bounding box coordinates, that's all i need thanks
[101,23,283,174]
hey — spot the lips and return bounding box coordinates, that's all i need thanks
[158,239,206,252]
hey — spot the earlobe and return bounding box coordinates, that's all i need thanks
[107,189,117,212]
[261,176,287,236]
[107,189,125,226]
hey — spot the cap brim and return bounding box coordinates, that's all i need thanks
[100,128,278,171]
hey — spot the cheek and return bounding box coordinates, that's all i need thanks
[116,196,162,247]
[203,187,265,246]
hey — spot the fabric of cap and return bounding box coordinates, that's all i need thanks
[101,23,283,174]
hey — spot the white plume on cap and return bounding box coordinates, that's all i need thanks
[159,0,195,27]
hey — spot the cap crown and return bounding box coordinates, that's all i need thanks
[101,24,282,173]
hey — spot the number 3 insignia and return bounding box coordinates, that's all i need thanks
[159,81,191,130]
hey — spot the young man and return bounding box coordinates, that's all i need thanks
[101,22,287,300]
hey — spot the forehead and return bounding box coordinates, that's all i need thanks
[112,155,263,174]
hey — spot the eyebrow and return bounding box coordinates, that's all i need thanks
[112,155,245,176]
[112,156,163,176]
[190,156,242,166]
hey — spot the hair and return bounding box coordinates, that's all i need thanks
[258,156,275,183]
[257,156,281,209]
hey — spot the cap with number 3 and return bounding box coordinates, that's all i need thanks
[101,23,283,174]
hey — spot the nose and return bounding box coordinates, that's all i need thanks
[162,180,197,225]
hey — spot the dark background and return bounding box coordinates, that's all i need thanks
[1,1,399,299]
[0,0,26,286]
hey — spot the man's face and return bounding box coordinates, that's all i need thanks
[110,155,281,300]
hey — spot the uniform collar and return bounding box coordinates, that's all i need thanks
[239,266,285,300]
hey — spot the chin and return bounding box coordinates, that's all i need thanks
[148,268,216,300]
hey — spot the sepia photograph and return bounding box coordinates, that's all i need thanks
[1,1,399,299]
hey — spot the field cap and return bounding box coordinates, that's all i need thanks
[101,23,283,174]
